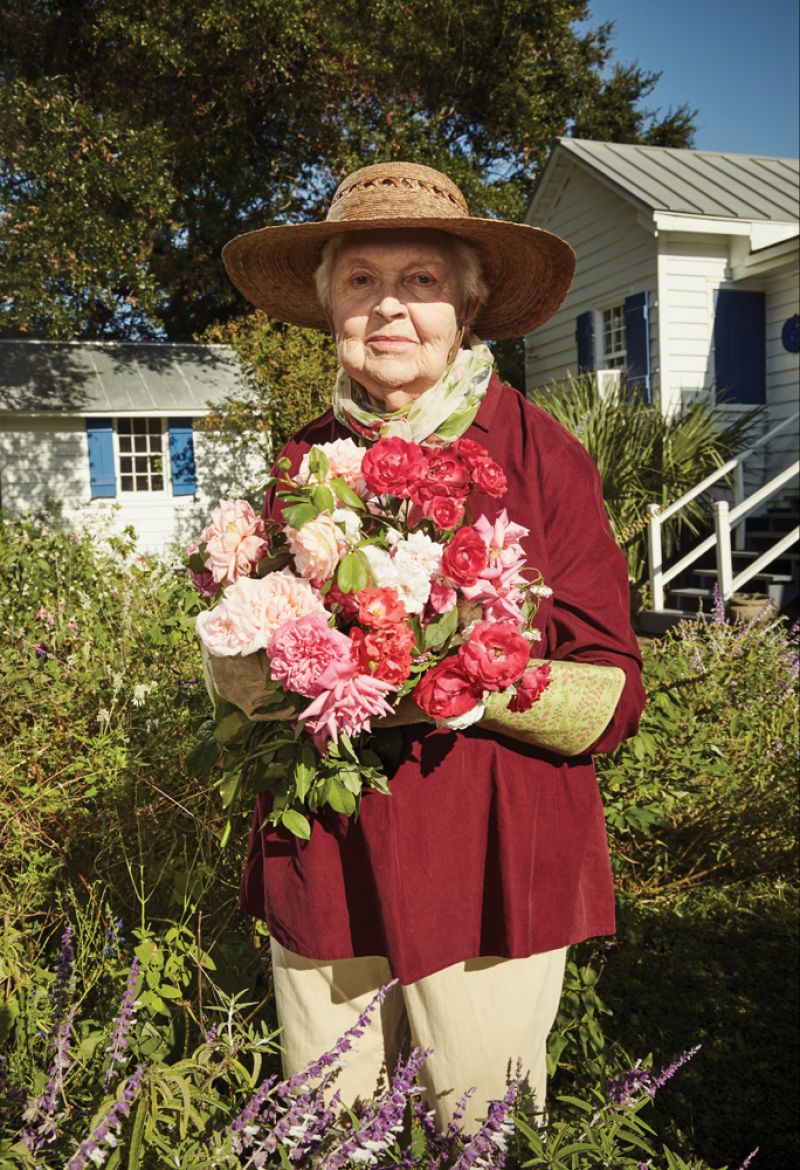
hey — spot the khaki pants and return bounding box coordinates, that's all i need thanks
[270,937,567,1132]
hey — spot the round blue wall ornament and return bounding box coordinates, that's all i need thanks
[781,314,800,353]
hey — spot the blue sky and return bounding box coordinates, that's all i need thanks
[576,0,799,157]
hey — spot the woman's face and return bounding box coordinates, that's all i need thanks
[330,230,465,411]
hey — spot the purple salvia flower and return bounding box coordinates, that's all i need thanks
[607,1044,701,1107]
[317,1047,431,1169]
[21,1003,77,1152]
[736,1149,759,1169]
[450,1069,522,1170]
[65,1065,146,1170]
[104,957,140,1088]
[711,583,727,625]
[47,924,75,1050]
[228,1074,280,1152]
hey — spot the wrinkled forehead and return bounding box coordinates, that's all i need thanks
[332,228,456,270]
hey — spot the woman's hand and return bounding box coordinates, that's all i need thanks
[372,693,434,728]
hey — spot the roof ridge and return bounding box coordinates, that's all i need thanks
[560,136,799,164]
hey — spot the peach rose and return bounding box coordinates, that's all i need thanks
[285,512,345,586]
[201,499,268,585]
[196,569,325,656]
[297,439,368,498]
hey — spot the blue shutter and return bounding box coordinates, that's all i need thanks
[86,418,116,498]
[168,420,197,495]
[575,311,595,373]
[624,291,652,403]
[713,289,766,404]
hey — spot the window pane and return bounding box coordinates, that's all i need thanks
[135,456,148,473]
[136,475,148,491]
[120,456,132,473]
[121,475,133,491]
[134,434,147,452]
[119,435,131,453]
[148,419,161,434]
[118,419,131,434]
[150,434,162,452]
[152,475,164,491]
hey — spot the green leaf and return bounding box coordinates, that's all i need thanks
[283,503,319,530]
[292,743,317,803]
[325,779,357,816]
[213,710,250,745]
[281,809,311,839]
[331,476,366,509]
[308,446,329,480]
[312,484,335,513]
[423,605,459,650]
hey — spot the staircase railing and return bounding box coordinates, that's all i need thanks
[647,412,800,611]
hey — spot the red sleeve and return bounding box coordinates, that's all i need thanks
[540,433,645,755]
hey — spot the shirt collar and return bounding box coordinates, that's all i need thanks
[471,371,506,433]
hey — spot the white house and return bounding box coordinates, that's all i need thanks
[0,340,265,555]
[524,139,799,485]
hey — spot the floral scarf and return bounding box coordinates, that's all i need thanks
[331,342,494,447]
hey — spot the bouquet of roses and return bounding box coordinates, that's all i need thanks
[186,435,552,841]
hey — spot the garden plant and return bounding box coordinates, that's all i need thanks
[0,512,795,1168]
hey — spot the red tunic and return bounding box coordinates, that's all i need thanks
[240,374,645,985]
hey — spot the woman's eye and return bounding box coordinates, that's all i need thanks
[350,274,372,287]
[411,273,435,286]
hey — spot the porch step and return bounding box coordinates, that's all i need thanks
[693,568,794,583]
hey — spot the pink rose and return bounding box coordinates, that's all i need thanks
[285,512,345,585]
[413,657,484,720]
[361,437,428,498]
[411,449,471,505]
[428,579,458,615]
[441,527,489,587]
[471,458,507,498]
[473,510,529,576]
[459,621,531,690]
[422,495,465,531]
[298,663,396,753]
[200,499,268,585]
[268,612,353,697]
[509,663,552,712]
[195,570,325,656]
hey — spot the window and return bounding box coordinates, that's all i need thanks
[117,418,166,493]
[601,304,627,369]
[87,417,197,499]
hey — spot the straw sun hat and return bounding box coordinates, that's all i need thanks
[222,161,575,340]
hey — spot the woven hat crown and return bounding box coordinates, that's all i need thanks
[327,163,469,223]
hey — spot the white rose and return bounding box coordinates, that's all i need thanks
[332,507,363,546]
[285,512,345,584]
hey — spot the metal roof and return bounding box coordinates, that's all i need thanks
[550,138,799,222]
[0,341,245,415]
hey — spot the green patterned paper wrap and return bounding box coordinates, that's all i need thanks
[483,659,626,757]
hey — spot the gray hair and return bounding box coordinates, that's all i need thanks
[314,230,488,331]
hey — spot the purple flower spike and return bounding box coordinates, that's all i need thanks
[21,1003,78,1153]
[66,1065,146,1170]
[607,1044,701,1108]
[104,957,141,1088]
[451,1068,522,1170]
[48,924,75,1049]
[736,1149,760,1170]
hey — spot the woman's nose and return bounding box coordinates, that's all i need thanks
[373,291,407,318]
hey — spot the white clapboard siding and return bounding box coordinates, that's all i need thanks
[656,232,730,413]
[764,265,800,480]
[526,166,658,392]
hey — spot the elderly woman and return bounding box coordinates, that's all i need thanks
[220,162,645,1128]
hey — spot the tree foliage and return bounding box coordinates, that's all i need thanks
[1,0,695,340]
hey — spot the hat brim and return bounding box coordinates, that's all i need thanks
[222,217,575,340]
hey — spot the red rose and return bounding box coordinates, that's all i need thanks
[452,437,491,470]
[471,458,507,498]
[350,624,415,686]
[361,437,428,498]
[325,580,360,618]
[413,657,484,719]
[459,621,531,690]
[441,527,488,587]
[509,662,552,712]
[357,586,408,629]
[422,495,465,531]
[411,449,471,505]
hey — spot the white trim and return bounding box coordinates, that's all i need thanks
[0,409,212,419]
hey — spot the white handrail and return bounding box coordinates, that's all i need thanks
[731,527,800,595]
[648,438,799,611]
